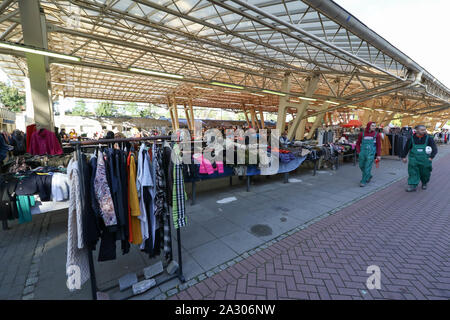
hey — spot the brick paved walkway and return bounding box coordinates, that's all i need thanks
[171,153,450,300]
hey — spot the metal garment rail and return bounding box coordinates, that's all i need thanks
[70,136,185,300]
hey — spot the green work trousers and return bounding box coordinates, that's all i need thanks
[358,148,375,184]
[408,157,432,187]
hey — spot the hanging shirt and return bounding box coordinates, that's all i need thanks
[94,151,117,227]
[136,144,154,249]
[172,144,187,229]
[51,172,70,202]
[127,152,143,245]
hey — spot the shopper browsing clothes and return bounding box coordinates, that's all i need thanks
[401,125,437,192]
[356,121,381,187]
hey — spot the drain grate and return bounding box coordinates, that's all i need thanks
[250,224,273,237]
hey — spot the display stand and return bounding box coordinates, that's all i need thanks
[339,149,357,169]
[71,136,185,300]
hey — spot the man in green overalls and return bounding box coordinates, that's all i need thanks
[356,122,381,187]
[402,125,438,192]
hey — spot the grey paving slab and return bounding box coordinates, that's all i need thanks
[220,230,265,255]
[181,224,216,251]
[189,239,237,271]
[221,210,261,228]
[202,217,241,238]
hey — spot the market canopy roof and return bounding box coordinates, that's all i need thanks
[0,0,449,121]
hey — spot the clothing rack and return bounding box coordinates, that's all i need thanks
[70,135,185,300]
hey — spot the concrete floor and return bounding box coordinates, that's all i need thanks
[1,145,449,300]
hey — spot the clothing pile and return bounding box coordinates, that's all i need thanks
[2,154,72,173]
[0,169,69,224]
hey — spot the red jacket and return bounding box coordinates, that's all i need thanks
[356,131,381,155]
[26,124,36,153]
[356,122,381,155]
[29,129,63,155]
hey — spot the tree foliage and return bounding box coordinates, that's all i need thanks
[95,101,117,116]
[0,82,25,112]
[71,99,89,116]
[123,102,139,116]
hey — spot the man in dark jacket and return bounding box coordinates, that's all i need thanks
[401,125,437,192]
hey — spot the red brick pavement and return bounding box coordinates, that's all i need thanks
[172,153,450,300]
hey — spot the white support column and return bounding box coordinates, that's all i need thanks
[306,102,331,139]
[172,96,179,131]
[242,104,251,127]
[188,99,195,130]
[183,103,191,131]
[18,0,54,130]
[295,118,307,140]
[276,73,291,134]
[287,74,320,140]
[259,107,265,129]
[250,107,259,130]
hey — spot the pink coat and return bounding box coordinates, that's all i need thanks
[29,129,63,155]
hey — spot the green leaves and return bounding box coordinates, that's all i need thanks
[0,82,25,112]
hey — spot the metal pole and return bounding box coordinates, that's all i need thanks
[176,228,185,283]
[191,180,196,205]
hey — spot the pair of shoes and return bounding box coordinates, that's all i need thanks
[360,183,366,187]
[422,184,427,190]
[406,185,417,192]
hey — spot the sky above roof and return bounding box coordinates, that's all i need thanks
[335,0,450,88]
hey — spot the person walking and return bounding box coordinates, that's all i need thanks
[356,121,381,187]
[402,125,437,192]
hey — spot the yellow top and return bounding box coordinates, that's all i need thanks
[128,153,142,245]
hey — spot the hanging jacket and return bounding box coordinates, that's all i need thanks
[26,124,36,153]
[11,131,26,156]
[29,129,63,155]
[0,134,9,161]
